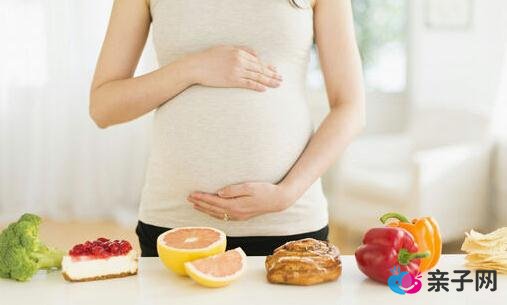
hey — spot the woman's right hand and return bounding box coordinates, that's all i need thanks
[187,45,283,92]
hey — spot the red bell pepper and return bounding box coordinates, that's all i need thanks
[355,227,430,284]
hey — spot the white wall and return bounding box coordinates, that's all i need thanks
[343,0,507,135]
[497,140,507,226]
[492,45,507,227]
[406,0,507,227]
[408,0,507,112]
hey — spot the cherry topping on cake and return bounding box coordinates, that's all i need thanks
[69,238,133,258]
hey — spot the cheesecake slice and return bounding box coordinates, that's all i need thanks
[62,238,138,282]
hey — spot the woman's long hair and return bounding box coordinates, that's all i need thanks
[289,0,311,9]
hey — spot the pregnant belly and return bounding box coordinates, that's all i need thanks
[145,86,314,196]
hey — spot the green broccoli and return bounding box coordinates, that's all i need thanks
[0,213,64,281]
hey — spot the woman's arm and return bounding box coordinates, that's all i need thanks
[278,0,365,200]
[188,0,365,220]
[90,0,282,128]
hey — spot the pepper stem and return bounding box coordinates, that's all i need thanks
[380,212,411,224]
[398,249,431,265]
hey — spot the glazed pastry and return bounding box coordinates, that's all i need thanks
[265,238,342,285]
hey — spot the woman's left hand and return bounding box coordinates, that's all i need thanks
[187,182,294,221]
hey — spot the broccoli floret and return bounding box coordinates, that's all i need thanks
[0,213,64,281]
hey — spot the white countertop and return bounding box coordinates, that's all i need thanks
[1,255,505,305]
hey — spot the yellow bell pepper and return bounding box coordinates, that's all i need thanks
[380,212,442,272]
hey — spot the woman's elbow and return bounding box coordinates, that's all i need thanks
[332,97,366,133]
[89,94,111,129]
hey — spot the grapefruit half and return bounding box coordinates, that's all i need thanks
[157,227,226,275]
[184,248,247,288]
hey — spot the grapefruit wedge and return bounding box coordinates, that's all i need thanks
[157,227,226,275]
[184,248,247,288]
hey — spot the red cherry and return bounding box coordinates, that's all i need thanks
[92,245,104,255]
[70,244,86,256]
[83,244,92,254]
[119,242,132,254]
[69,238,133,257]
[110,244,120,254]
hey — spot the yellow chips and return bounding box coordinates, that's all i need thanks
[461,228,507,274]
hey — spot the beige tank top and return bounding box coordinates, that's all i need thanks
[139,0,328,236]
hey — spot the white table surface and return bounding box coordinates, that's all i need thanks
[1,255,505,305]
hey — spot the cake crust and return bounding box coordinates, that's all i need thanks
[265,238,342,285]
[62,270,138,283]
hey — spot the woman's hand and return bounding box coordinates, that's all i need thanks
[187,45,283,92]
[187,182,295,221]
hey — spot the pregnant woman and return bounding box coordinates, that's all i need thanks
[90,0,365,256]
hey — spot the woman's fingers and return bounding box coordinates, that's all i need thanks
[241,57,282,81]
[188,196,224,213]
[243,61,282,81]
[187,192,255,220]
[231,46,282,92]
[236,47,282,81]
[242,70,281,88]
[237,60,282,90]
[193,203,225,220]
[237,78,266,92]
[268,64,278,73]
[188,196,247,221]
[236,45,258,57]
[189,192,228,209]
[218,183,253,198]
[187,195,229,219]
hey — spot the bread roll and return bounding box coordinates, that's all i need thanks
[265,238,342,285]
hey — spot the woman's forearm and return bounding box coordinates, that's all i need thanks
[90,56,196,128]
[90,45,282,128]
[276,0,366,206]
[279,101,365,202]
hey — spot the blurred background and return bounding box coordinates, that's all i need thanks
[1,0,506,254]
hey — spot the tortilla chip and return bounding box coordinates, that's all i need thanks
[461,227,507,273]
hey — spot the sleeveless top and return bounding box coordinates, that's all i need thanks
[139,0,328,236]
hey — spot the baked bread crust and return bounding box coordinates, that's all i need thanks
[265,238,342,285]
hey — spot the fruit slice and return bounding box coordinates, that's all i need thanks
[184,248,246,288]
[157,227,226,275]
